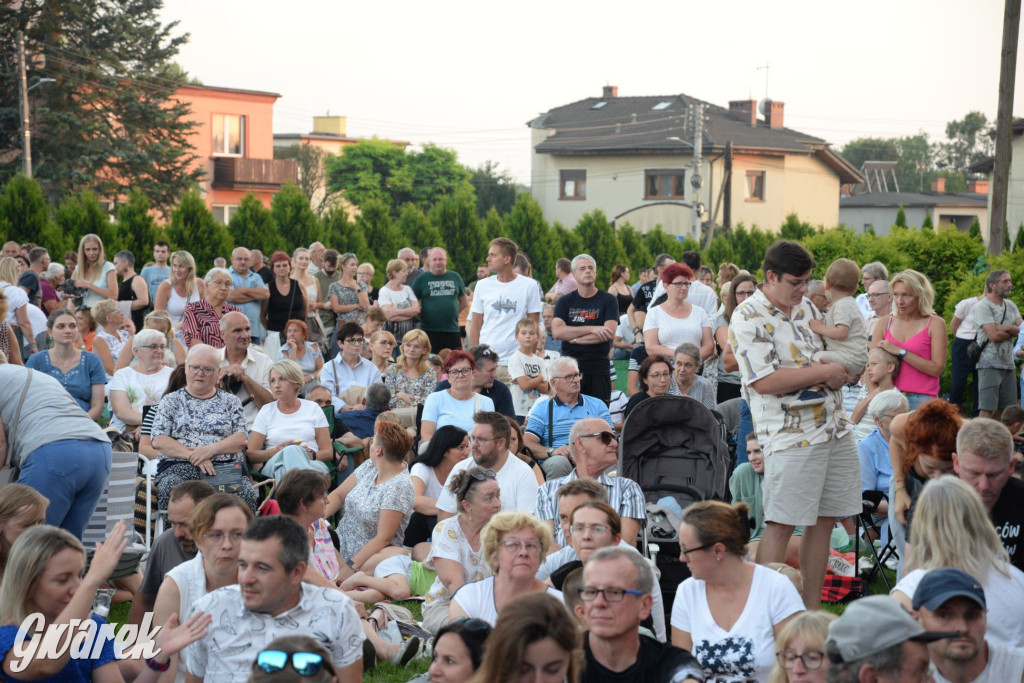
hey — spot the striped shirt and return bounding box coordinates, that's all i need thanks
[535,468,646,546]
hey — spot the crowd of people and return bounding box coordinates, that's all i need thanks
[0,232,1023,682]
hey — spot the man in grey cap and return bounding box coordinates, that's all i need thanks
[913,568,1024,682]
[825,595,953,683]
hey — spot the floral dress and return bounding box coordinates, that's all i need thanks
[336,460,414,561]
[383,364,438,408]
[328,280,369,325]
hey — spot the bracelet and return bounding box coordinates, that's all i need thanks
[146,657,171,672]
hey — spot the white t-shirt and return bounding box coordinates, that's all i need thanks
[932,639,1024,683]
[251,399,328,451]
[470,275,543,364]
[410,462,445,502]
[451,576,563,627]
[377,284,418,310]
[423,516,491,607]
[671,563,804,682]
[507,349,547,418]
[643,303,711,351]
[421,390,494,432]
[436,453,539,515]
[108,365,174,431]
[893,565,1024,649]
[0,282,27,327]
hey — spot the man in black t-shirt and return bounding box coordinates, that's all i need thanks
[580,547,703,683]
[553,254,619,403]
[953,417,1024,571]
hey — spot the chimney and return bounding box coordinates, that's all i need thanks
[729,99,757,127]
[602,85,618,99]
[312,115,347,137]
[931,177,946,194]
[968,179,990,194]
[763,99,785,129]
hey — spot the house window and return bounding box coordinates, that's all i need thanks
[746,171,765,201]
[645,170,686,199]
[212,204,239,225]
[212,114,245,156]
[560,170,586,200]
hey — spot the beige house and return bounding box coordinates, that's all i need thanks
[528,87,862,237]
[971,118,1024,245]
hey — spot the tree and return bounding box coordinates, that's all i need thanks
[52,189,119,256]
[615,224,652,277]
[406,144,473,208]
[356,199,403,287]
[921,212,934,233]
[703,235,735,271]
[117,189,161,261]
[780,214,816,241]
[271,183,322,251]
[397,203,443,252]
[483,206,504,241]
[166,189,232,271]
[573,210,626,287]
[552,222,584,265]
[941,111,994,177]
[0,175,53,248]
[274,143,338,217]
[969,217,982,241]
[228,193,283,252]
[644,226,684,263]
[895,206,907,229]
[0,0,204,212]
[322,208,368,264]
[1015,223,1024,252]
[502,195,555,289]
[470,161,519,217]
[430,193,486,281]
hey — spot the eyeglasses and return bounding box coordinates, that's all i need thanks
[570,524,609,536]
[343,337,365,344]
[777,651,825,670]
[255,651,331,677]
[647,372,671,380]
[668,281,691,288]
[553,372,581,382]
[140,344,167,351]
[448,367,473,377]
[867,293,891,299]
[375,340,396,346]
[500,539,542,555]
[187,364,217,375]
[579,431,616,445]
[680,542,714,557]
[781,276,811,288]
[735,289,755,299]
[467,469,497,481]
[204,530,243,545]
[578,587,646,602]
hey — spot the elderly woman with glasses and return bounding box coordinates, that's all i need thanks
[623,354,673,420]
[447,510,562,627]
[90,298,129,376]
[150,344,257,516]
[108,328,175,435]
[25,309,105,419]
[767,611,836,683]
[114,309,188,370]
[670,342,716,411]
[421,466,502,633]
[181,267,239,349]
[671,501,804,682]
[151,494,252,683]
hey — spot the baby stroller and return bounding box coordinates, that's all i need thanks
[618,395,731,623]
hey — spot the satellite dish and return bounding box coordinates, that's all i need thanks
[758,100,768,116]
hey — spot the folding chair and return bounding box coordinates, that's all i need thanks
[854,489,898,591]
[321,405,366,486]
[135,454,163,549]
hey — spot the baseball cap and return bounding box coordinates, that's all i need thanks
[825,596,957,664]
[912,568,987,611]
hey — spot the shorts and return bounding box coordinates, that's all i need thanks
[374,554,436,596]
[977,367,1017,412]
[763,432,861,526]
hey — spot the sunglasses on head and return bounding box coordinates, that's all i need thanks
[579,431,616,445]
[468,469,497,481]
[451,617,492,633]
[255,650,331,677]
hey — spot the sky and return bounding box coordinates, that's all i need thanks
[160,0,1022,186]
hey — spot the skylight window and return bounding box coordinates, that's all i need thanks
[652,101,673,110]
[591,101,608,110]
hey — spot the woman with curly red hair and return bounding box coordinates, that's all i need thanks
[886,398,961,579]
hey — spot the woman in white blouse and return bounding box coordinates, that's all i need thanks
[643,262,714,363]
[406,426,471,546]
[378,258,421,342]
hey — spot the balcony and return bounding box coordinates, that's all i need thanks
[212,157,298,190]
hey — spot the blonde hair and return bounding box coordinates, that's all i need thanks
[0,526,84,625]
[0,288,8,322]
[91,298,119,327]
[768,611,836,683]
[73,234,106,283]
[396,329,431,374]
[269,359,305,392]
[386,258,407,280]
[145,310,175,345]
[169,251,198,299]
[906,475,1010,583]
[0,257,19,285]
[0,484,48,538]
[480,511,553,572]
[890,269,936,317]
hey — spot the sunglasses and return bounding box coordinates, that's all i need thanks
[255,651,331,677]
[579,431,616,445]
[451,617,492,633]
[468,469,497,481]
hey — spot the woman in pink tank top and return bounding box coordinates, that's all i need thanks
[869,270,947,410]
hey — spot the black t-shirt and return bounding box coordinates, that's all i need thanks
[632,281,657,314]
[554,289,620,375]
[17,270,40,307]
[266,279,306,333]
[581,634,703,683]
[991,476,1024,571]
[257,266,273,284]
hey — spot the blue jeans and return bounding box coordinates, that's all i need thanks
[736,399,753,465]
[19,439,112,540]
[949,337,979,415]
[904,393,936,411]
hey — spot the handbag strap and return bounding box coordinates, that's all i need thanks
[7,370,33,463]
[548,397,554,449]
[977,303,1007,354]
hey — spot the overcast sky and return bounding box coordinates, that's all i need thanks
[160,0,1021,185]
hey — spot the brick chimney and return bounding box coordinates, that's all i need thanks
[763,99,785,129]
[968,179,990,194]
[729,99,757,127]
[931,177,946,194]
[602,85,618,99]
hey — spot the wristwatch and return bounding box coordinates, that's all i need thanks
[897,348,908,358]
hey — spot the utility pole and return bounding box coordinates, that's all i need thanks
[17,30,32,179]
[690,103,704,244]
[990,0,1020,255]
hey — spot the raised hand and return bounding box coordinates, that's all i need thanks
[155,611,212,658]
[84,520,129,587]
